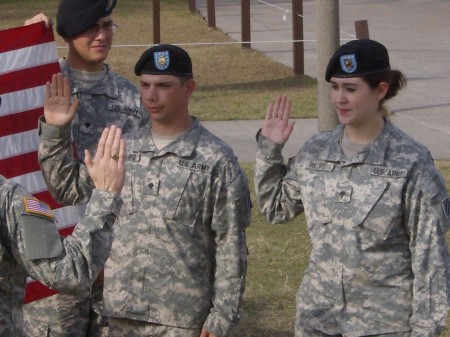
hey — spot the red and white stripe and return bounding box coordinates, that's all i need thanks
[0,22,83,303]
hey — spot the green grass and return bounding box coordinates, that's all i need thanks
[2,0,450,335]
[234,163,308,336]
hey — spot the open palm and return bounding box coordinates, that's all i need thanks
[261,95,295,145]
[44,73,78,126]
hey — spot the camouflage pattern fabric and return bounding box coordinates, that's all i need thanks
[38,117,251,337]
[254,122,450,337]
[297,324,411,337]
[108,317,200,337]
[0,175,122,336]
[23,58,148,337]
[23,298,90,337]
[61,57,149,160]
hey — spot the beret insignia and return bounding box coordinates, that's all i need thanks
[340,54,357,74]
[134,44,193,77]
[154,51,170,71]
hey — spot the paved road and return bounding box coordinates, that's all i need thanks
[196,0,450,161]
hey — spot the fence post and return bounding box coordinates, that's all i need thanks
[188,0,196,13]
[207,0,216,28]
[153,0,160,44]
[316,0,340,132]
[355,20,370,39]
[292,0,304,75]
[241,0,251,48]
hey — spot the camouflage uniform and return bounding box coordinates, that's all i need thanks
[38,117,250,337]
[0,175,122,337]
[60,58,149,160]
[23,58,149,337]
[254,122,450,337]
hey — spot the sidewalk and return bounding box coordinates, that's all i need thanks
[197,0,450,161]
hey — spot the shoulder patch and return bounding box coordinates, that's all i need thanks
[23,196,54,219]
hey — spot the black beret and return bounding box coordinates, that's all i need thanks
[134,44,193,78]
[325,39,390,82]
[56,0,117,38]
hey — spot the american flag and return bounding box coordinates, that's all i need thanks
[0,22,85,303]
[23,196,54,219]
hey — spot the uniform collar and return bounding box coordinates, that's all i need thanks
[321,122,391,166]
[130,117,201,158]
[59,58,118,99]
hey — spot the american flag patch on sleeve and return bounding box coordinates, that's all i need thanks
[23,196,54,219]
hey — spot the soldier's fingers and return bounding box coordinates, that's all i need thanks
[103,125,118,159]
[281,96,292,122]
[110,127,122,162]
[272,96,281,118]
[118,138,126,166]
[63,76,71,100]
[278,95,287,118]
[69,99,80,117]
[50,73,58,98]
[95,128,110,161]
[265,101,274,120]
[56,73,64,97]
[45,81,51,100]
[84,149,93,168]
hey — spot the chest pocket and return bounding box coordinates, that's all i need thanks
[72,99,136,159]
[164,168,210,227]
[353,178,406,250]
[300,173,333,246]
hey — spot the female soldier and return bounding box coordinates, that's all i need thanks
[254,39,450,337]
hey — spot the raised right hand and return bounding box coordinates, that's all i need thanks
[44,73,79,126]
[261,95,295,145]
[85,126,126,195]
[24,13,53,28]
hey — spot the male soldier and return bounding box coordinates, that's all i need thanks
[23,0,149,336]
[38,45,251,337]
[0,73,125,336]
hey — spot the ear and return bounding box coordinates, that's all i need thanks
[377,81,389,100]
[184,79,196,98]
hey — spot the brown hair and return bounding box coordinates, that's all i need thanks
[362,70,407,117]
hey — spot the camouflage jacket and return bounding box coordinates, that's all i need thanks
[255,122,450,337]
[0,176,122,336]
[23,59,149,321]
[38,117,251,337]
[60,58,149,161]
